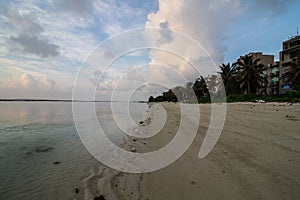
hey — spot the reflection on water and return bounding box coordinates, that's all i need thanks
[0,102,148,199]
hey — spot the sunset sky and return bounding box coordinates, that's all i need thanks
[0,0,299,100]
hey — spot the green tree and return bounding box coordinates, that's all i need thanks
[235,54,264,94]
[193,76,208,98]
[148,96,155,102]
[162,89,178,102]
[217,63,234,94]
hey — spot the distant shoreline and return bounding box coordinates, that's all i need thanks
[0,99,148,103]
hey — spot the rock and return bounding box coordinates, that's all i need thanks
[130,147,136,153]
[53,161,61,165]
[191,181,197,185]
[94,195,106,200]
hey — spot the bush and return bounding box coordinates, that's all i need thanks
[226,93,300,103]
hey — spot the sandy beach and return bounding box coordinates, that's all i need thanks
[87,102,300,200]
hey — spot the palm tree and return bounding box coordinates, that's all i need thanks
[235,54,264,94]
[217,63,234,93]
[283,54,300,90]
[193,76,208,98]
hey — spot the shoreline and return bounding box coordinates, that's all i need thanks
[84,102,300,199]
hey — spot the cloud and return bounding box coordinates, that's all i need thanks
[21,73,37,88]
[6,73,55,91]
[158,21,173,44]
[52,0,95,16]
[39,77,56,90]
[145,0,242,81]
[10,34,60,57]
[0,73,70,99]
[1,8,61,58]
[3,9,44,35]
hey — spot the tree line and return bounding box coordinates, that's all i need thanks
[149,54,300,103]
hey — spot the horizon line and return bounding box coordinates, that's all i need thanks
[0,98,148,103]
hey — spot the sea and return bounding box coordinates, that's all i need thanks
[0,102,149,199]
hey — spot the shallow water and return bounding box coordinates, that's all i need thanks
[0,102,148,199]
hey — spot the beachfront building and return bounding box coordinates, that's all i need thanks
[279,35,300,93]
[236,52,277,95]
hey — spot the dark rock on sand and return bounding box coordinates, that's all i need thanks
[75,188,79,193]
[94,195,106,200]
[53,161,61,165]
[191,180,197,185]
[130,147,137,153]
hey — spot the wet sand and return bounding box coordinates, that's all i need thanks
[90,102,300,200]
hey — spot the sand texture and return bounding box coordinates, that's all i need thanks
[92,102,300,200]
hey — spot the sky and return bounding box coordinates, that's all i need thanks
[0,0,299,100]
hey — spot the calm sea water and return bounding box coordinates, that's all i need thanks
[0,102,148,199]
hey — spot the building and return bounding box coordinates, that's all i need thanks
[279,35,300,93]
[236,52,277,95]
[267,61,280,95]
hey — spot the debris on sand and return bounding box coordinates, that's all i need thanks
[285,115,299,121]
[24,151,33,157]
[23,146,54,158]
[255,99,265,103]
[34,146,54,153]
[53,161,61,165]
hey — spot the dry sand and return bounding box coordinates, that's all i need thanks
[90,102,300,200]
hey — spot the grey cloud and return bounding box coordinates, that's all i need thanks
[0,7,44,36]
[1,8,60,57]
[52,0,95,16]
[104,51,116,59]
[7,10,43,35]
[159,21,173,44]
[10,34,59,57]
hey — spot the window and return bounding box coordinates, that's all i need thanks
[290,50,300,59]
[282,84,292,89]
[271,68,279,73]
[290,40,300,48]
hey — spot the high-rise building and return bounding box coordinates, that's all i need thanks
[279,35,300,93]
